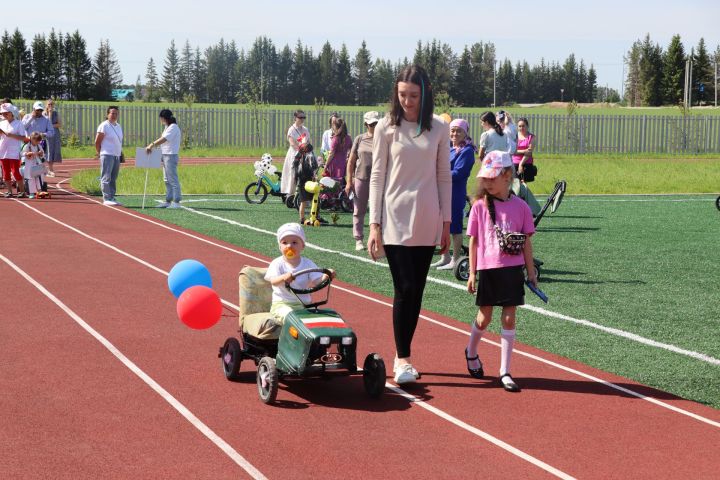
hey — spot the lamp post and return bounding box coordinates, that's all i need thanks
[560,88,564,102]
[19,57,23,99]
[492,59,497,108]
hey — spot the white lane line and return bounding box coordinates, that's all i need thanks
[174,203,720,368]
[384,383,575,479]
[13,201,574,477]
[45,183,720,427]
[0,251,267,480]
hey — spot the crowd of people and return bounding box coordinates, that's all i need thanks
[4,65,541,393]
[0,98,62,197]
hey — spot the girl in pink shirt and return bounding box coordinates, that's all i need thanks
[465,151,536,392]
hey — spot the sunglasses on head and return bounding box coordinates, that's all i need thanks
[297,116,306,119]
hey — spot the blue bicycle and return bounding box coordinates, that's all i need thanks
[244,154,285,204]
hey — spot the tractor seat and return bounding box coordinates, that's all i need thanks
[238,266,281,340]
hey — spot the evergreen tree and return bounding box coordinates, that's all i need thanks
[335,44,353,105]
[92,39,122,100]
[192,47,207,102]
[370,58,394,105]
[639,34,663,106]
[275,44,293,104]
[178,40,193,99]
[662,34,685,105]
[625,41,642,106]
[227,41,240,102]
[29,34,49,99]
[693,38,713,105]
[4,29,31,99]
[145,57,160,102]
[64,31,93,100]
[317,41,337,103]
[451,47,474,106]
[495,59,514,105]
[353,41,372,105]
[586,65,598,103]
[162,40,180,102]
[46,29,65,98]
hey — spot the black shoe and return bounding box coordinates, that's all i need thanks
[464,348,484,379]
[499,373,521,392]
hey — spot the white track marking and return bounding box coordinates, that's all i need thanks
[0,252,267,480]
[42,183,720,427]
[384,383,575,479]
[168,202,720,368]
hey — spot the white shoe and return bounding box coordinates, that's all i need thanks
[431,258,450,268]
[394,364,418,384]
[355,239,364,251]
[437,260,456,271]
[393,358,420,379]
[46,171,56,177]
[168,202,182,209]
[157,202,170,208]
[103,200,118,206]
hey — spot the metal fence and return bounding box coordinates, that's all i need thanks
[15,102,720,154]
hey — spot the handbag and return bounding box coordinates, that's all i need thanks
[521,163,537,182]
[488,197,526,255]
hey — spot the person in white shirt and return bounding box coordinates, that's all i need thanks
[0,103,28,197]
[264,223,334,321]
[497,110,517,155]
[94,106,123,206]
[146,109,182,209]
[320,111,339,161]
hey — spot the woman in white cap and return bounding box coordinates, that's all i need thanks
[368,65,451,384]
[0,103,28,197]
[346,111,380,251]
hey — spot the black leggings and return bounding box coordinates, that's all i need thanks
[384,245,435,358]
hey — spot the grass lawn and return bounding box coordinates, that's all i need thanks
[69,159,720,408]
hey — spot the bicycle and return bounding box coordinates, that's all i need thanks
[244,154,285,205]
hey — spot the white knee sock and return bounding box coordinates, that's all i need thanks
[467,322,485,356]
[500,328,516,376]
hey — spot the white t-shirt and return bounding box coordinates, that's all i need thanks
[265,256,323,304]
[321,129,333,152]
[0,119,26,160]
[161,123,181,155]
[97,120,123,156]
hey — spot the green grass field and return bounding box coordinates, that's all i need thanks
[70,161,720,408]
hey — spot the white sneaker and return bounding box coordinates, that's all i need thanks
[103,200,118,206]
[46,171,56,177]
[437,260,456,271]
[394,364,418,384]
[355,239,364,251]
[157,202,170,208]
[168,202,182,209]
[393,358,420,379]
[431,258,450,268]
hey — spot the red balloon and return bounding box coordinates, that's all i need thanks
[176,285,222,330]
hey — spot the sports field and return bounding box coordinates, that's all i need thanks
[70,161,720,408]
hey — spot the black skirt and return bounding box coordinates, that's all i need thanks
[475,265,525,307]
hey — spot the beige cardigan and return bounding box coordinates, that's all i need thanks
[369,115,452,246]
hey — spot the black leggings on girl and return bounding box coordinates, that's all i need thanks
[384,245,435,358]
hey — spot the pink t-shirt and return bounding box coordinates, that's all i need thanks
[467,195,535,270]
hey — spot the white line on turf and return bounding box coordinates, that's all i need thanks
[0,252,268,480]
[44,183,720,427]
[174,203,720,368]
[12,200,574,477]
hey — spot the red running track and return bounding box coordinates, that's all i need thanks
[1,162,719,479]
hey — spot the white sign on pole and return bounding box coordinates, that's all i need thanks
[135,148,162,168]
[135,148,163,209]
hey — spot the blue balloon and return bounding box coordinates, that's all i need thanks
[168,259,213,298]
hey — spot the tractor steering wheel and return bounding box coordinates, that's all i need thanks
[285,268,334,295]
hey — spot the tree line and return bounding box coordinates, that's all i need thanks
[625,34,720,107]
[0,29,122,101]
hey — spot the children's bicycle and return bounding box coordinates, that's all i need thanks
[244,154,285,204]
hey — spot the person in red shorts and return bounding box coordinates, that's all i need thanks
[0,103,28,198]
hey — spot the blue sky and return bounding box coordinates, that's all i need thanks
[7,0,720,94]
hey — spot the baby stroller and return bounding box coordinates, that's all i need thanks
[453,180,567,282]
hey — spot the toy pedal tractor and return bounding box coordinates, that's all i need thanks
[219,266,387,405]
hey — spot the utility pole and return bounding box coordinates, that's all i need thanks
[715,59,718,108]
[19,57,23,99]
[492,59,497,108]
[260,59,264,104]
[621,55,626,102]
